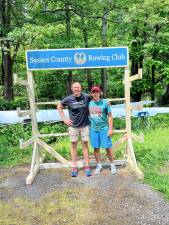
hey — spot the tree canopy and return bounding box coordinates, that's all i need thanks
[1,0,169,108]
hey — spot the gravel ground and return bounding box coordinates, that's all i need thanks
[0,165,169,225]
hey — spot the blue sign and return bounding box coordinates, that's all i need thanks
[26,47,128,70]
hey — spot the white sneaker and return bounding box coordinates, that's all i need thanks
[95,164,103,175]
[110,164,117,174]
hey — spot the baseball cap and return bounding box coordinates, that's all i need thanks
[90,85,101,92]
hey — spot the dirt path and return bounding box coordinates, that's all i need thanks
[0,166,169,225]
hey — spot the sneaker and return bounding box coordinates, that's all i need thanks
[85,166,91,177]
[95,164,103,175]
[110,164,117,174]
[71,167,78,177]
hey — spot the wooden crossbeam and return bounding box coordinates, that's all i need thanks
[13,73,28,86]
[39,159,127,170]
[131,102,143,111]
[19,138,34,149]
[17,107,30,117]
[108,98,126,102]
[129,68,142,82]
[37,138,69,164]
[112,134,128,152]
[35,101,59,105]
[38,133,69,138]
[131,132,144,143]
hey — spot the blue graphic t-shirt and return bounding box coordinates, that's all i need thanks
[89,99,112,131]
[61,93,91,128]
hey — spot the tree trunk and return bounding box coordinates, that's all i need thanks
[161,84,169,106]
[130,60,141,101]
[81,16,92,91]
[3,40,13,100]
[131,60,138,75]
[101,10,108,97]
[151,64,155,102]
[65,2,72,94]
[150,26,159,105]
[67,71,72,95]
[1,0,13,100]
[130,38,144,102]
[131,91,142,102]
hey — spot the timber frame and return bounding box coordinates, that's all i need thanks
[14,65,144,185]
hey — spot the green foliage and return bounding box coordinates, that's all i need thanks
[0,122,68,167]
[132,113,169,130]
[0,134,32,167]
[0,124,31,146]
[0,96,28,110]
[39,122,67,143]
[1,0,169,106]
[134,127,169,199]
[113,117,126,130]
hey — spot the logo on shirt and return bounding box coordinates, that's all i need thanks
[70,100,86,109]
[74,52,87,65]
[89,107,102,117]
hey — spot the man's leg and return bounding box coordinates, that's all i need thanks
[69,127,79,167]
[94,148,103,175]
[70,142,79,177]
[81,126,91,176]
[106,148,113,164]
[106,148,116,174]
[81,126,90,166]
[71,142,78,167]
[100,128,116,174]
[68,127,79,177]
[82,141,91,176]
[94,148,102,164]
[90,128,102,174]
[82,141,89,166]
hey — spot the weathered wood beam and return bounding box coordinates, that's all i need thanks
[131,132,144,143]
[17,107,30,117]
[19,138,34,149]
[13,73,27,86]
[37,139,69,164]
[39,159,127,169]
[129,68,142,82]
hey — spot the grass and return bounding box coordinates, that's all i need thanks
[0,188,96,225]
[134,127,169,199]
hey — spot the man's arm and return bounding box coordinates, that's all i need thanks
[57,102,73,126]
[108,112,113,137]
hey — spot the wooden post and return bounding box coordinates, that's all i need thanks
[124,67,144,179]
[24,70,70,184]
[27,70,39,137]
[124,66,132,133]
[26,70,41,184]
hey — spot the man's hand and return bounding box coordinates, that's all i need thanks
[63,119,73,126]
[108,129,113,137]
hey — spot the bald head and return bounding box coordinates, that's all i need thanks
[71,82,82,97]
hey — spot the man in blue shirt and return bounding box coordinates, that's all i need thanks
[89,85,116,175]
[57,82,91,177]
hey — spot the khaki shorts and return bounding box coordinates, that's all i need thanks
[68,126,89,142]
